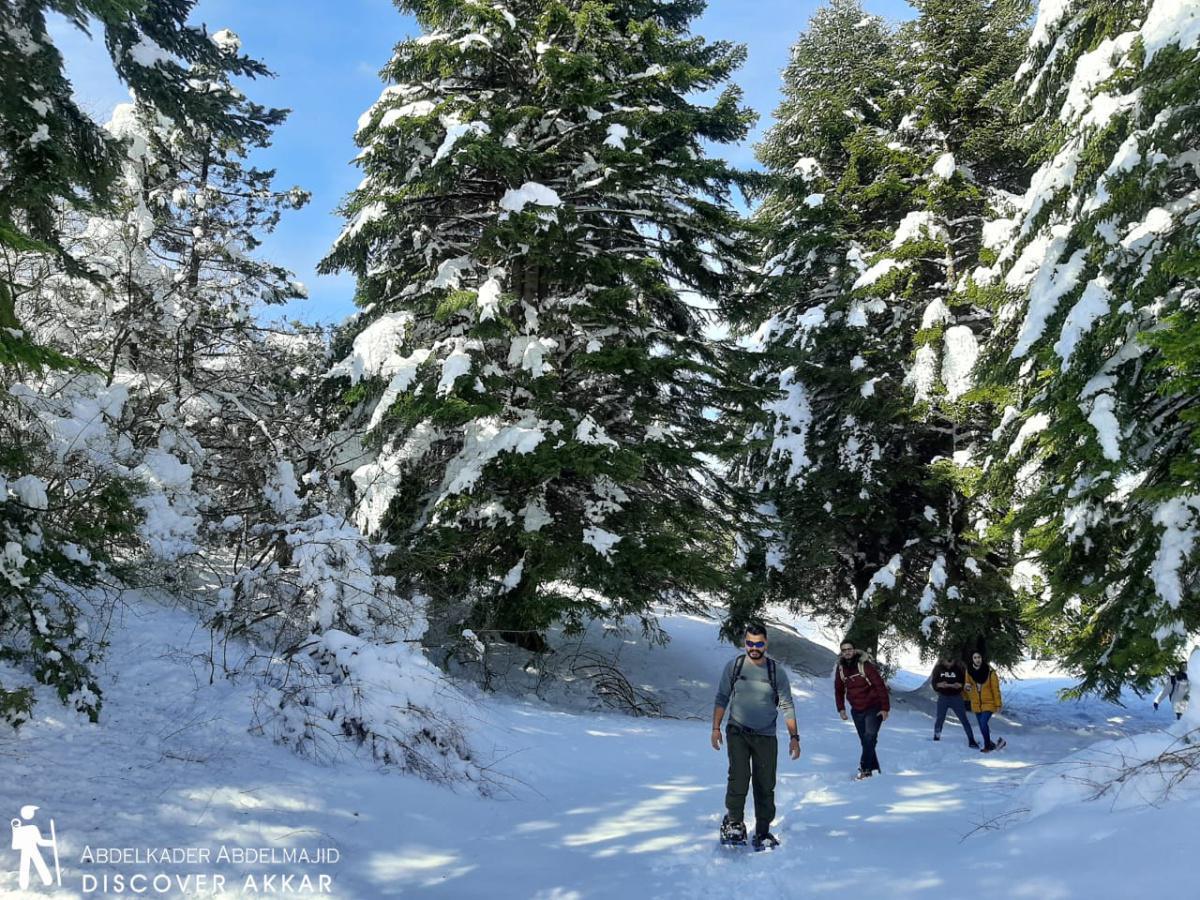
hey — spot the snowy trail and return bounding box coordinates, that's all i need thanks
[0,598,1184,899]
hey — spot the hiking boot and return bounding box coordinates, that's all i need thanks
[720,815,747,845]
[968,740,980,749]
[854,769,872,780]
[981,742,995,753]
[752,832,780,851]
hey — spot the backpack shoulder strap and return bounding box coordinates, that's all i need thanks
[728,654,746,701]
[767,658,779,706]
[732,654,746,681]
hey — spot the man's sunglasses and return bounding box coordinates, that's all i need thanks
[745,640,766,649]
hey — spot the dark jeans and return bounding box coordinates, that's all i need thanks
[976,710,993,746]
[724,725,778,835]
[935,694,976,743]
[851,706,883,773]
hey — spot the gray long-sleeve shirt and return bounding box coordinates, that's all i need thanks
[714,655,796,736]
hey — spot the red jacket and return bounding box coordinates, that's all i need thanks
[834,652,890,713]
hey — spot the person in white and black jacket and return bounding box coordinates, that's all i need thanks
[1154,665,1190,720]
[930,655,979,748]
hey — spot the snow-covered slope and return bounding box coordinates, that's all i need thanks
[0,594,1191,898]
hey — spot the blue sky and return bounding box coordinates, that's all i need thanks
[54,0,912,325]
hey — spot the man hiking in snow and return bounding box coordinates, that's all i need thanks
[930,653,978,748]
[711,620,799,850]
[833,639,890,779]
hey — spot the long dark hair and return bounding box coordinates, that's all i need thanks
[968,651,990,682]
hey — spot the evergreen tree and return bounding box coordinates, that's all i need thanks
[15,33,320,611]
[733,0,897,646]
[1,8,482,779]
[0,0,274,337]
[743,0,1031,663]
[0,0,277,725]
[15,64,480,777]
[321,0,755,652]
[979,0,1200,697]
[881,0,1033,662]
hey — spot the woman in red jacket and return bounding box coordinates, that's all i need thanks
[834,639,890,779]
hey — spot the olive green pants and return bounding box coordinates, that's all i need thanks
[724,725,777,834]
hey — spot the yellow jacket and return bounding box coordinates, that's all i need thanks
[964,669,1002,713]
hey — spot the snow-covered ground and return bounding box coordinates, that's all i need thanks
[0,594,1194,898]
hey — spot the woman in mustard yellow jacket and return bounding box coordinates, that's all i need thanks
[964,651,1005,752]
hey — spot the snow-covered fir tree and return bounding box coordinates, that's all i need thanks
[876,0,1034,661]
[0,0,274,336]
[742,0,1032,662]
[321,0,755,652]
[9,32,477,781]
[13,38,318,614]
[732,0,895,643]
[980,0,1200,697]
[0,0,278,725]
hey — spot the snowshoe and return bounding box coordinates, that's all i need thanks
[720,815,747,847]
[751,832,780,852]
[853,769,872,781]
[994,737,1006,750]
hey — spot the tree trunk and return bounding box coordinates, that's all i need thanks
[179,146,211,391]
[490,569,548,653]
[0,281,17,331]
[848,560,886,657]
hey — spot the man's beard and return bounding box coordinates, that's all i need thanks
[748,649,764,658]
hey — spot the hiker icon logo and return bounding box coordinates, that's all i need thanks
[10,805,62,889]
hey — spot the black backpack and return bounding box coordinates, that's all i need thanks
[730,654,780,706]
